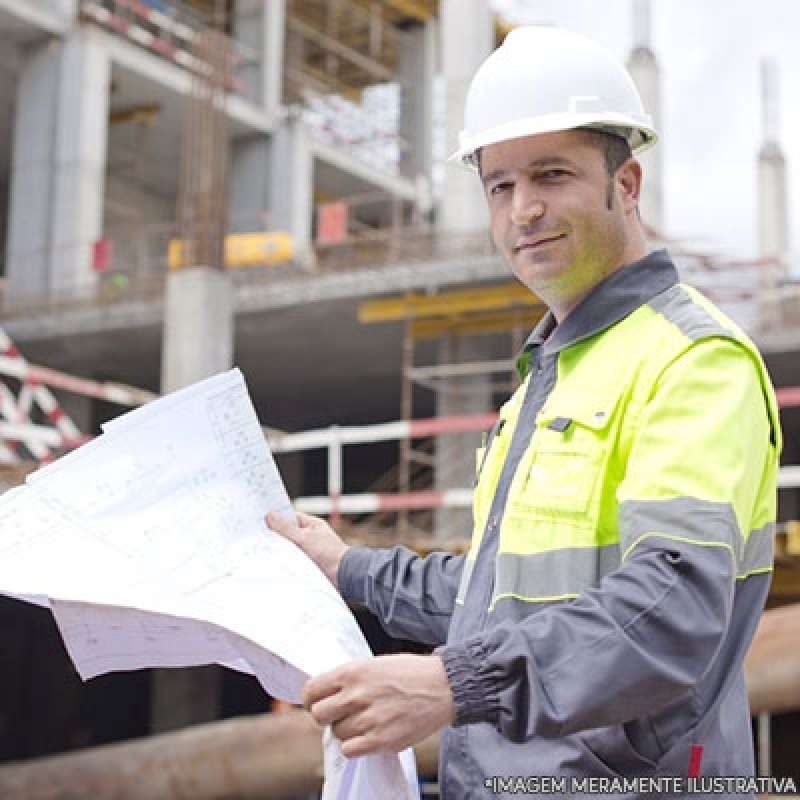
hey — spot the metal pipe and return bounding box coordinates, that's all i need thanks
[744,603,800,715]
[0,708,439,800]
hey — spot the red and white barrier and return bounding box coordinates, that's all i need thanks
[112,0,196,46]
[269,413,499,454]
[296,488,473,516]
[776,386,800,408]
[0,327,151,465]
[272,405,800,515]
[80,1,246,93]
[0,329,82,463]
[0,356,156,407]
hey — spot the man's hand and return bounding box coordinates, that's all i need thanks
[265,511,348,590]
[303,653,455,758]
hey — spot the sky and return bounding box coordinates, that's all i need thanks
[488,0,800,266]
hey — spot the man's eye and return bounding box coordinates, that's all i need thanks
[542,169,570,179]
[489,182,512,195]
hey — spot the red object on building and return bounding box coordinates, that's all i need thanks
[316,202,349,245]
[92,238,113,272]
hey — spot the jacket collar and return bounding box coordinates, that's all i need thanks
[517,249,679,378]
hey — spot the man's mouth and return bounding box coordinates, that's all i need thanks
[513,233,565,252]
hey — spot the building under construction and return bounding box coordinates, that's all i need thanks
[0,0,799,796]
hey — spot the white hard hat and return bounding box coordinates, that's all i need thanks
[451,26,657,169]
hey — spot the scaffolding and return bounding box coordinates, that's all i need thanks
[349,283,546,542]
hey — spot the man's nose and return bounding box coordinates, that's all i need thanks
[510,182,545,227]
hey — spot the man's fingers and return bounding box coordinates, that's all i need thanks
[308,692,351,727]
[302,668,348,713]
[264,511,287,531]
[265,511,300,540]
[303,656,452,757]
[266,510,320,538]
[330,708,378,743]
[265,510,346,590]
[338,732,375,759]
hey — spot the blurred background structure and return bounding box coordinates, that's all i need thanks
[0,0,799,796]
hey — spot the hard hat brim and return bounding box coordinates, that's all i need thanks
[449,112,658,170]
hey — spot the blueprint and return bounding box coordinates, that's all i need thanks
[0,368,419,800]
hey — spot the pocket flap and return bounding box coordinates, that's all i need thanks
[538,404,614,432]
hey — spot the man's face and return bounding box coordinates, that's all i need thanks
[480,129,641,320]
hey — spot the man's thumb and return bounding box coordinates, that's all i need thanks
[265,511,294,539]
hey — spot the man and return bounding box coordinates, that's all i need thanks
[267,26,781,798]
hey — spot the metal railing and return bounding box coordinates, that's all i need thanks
[4,230,800,339]
[0,228,499,318]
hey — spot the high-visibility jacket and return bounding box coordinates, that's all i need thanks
[339,250,782,799]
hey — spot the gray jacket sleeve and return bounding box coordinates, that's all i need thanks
[436,536,738,740]
[339,545,465,646]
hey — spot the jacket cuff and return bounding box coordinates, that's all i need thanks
[337,546,374,605]
[436,637,502,726]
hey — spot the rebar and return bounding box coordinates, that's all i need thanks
[175,10,231,270]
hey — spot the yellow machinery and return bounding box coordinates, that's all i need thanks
[358,282,544,337]
[167,231,295,270]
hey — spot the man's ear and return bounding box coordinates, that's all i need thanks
[616,158,643,212]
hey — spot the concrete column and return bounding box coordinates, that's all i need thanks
[397,19,437,187]
[439,0,492,232]
[233,0,285,117]
[434,335,493,539]
[627,0,663,234]
[6,39,61,298]
[627,51,663,233]
[0,42,15,275]
[758,143,789,265]
[50,28,110,292]
[757,62,789,269]
[5,28,109,301]
[152,266,234,733]
[229,135,271,233]
[756,61,789,331]
[161,268,234,394]
[268,111,314,266]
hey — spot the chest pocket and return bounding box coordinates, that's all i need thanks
[505,398,618,545]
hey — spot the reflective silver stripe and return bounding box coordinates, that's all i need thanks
[739,522,774,576]
[456,556,477,605]
[619,497,741,565]
[647,284,733,341]
[492,544,620,606]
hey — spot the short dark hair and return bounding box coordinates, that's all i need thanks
[474,128,633,177]
[583,129,633,176]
